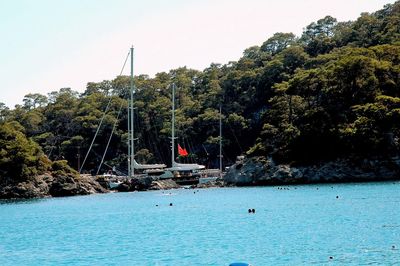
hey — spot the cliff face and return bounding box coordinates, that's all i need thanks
[224,156,400,186]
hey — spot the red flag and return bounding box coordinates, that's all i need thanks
[178,144,189,156]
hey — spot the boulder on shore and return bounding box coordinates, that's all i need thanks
[150,179,180,190]
[49,174,107,197]
[115,176,154,192]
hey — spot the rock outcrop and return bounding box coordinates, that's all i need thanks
[115,176,153,192]
[0,173,108,199]
[49,174,107,197]
[195,179,225,189]
[224,156,400,186]
[150,179,180,190]
[0,175,50,199]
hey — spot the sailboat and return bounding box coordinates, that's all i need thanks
[161,83,205,184]
[127,47,167,178]
[126,49,208,184]
[108,46,167,189]
[80,46,167,189]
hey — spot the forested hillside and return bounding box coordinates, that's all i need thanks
[1,2,399,178]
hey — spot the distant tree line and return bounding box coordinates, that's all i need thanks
[0,1,399,180]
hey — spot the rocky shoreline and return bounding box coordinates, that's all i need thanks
[224,156,400,186]
[1,156,399,199]
[0,172,222,200]
[0,173,108,199]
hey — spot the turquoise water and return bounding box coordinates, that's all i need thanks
[0,183,399,265]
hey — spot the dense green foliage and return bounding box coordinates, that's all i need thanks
[0,2,399,177]
[0,122,50,183]
[51,160,79,178]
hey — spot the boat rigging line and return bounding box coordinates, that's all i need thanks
[96,102,124,175]
[79,50,131,174]
[91,150,127,176]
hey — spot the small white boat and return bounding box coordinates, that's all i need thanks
[109,180,123,189]
[104,173,124,189]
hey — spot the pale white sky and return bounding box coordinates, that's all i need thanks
[0,0,395,107]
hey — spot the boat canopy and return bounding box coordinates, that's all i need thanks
[133,159,166,170]
[167,161,205,171]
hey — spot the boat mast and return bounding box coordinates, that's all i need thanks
[127,51,131,178]
[129,46,135,177]
[219,104,223,177]
[171,83,176,166]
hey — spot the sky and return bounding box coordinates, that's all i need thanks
[0,0,396,108]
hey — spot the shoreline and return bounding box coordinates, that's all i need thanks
[224,156,400,187]
[1,155,399,200]
[226,177,400,187]
[1,174,399,201]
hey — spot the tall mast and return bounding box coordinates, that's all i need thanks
[219,104,223,176]
[127,50,131,177]
[171,83,176,166]
[130,46,135,177]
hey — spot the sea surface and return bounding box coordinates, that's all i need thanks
[0,182,399,265]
